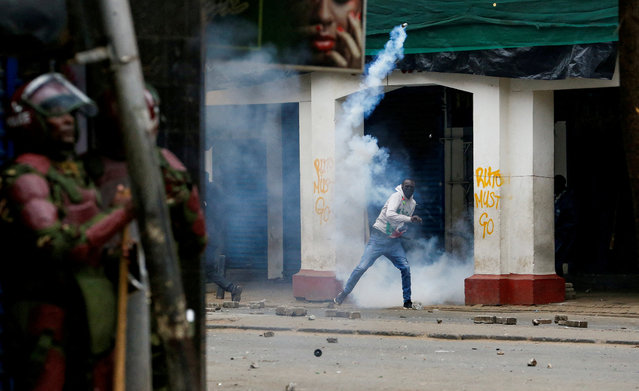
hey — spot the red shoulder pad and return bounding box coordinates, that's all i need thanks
[21,198,58,230]
[160,148,187,172]
[15,153,52,175]
[10,173,50,204]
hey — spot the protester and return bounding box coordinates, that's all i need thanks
[204,180,242,302]
[0,72,134,390]
[206,269,243,302]
[334,179,422,309]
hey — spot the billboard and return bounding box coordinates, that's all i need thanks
[204,0,366,73]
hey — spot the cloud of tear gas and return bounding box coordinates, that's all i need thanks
[204,20,474,299]
[347,232,475,307]
[332,25,474,306]
[334,25,408,217]
[203,22,302,276]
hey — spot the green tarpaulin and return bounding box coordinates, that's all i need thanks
[365,0,618,55]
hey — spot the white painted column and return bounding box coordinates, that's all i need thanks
[472,79,507,275]
[502,89,555,275]
[294,72,367,299]
[466,81,563,304]
[293,73,342,300]
[298,99,314,266]
[265,105,284,279]
[300,73,338,271]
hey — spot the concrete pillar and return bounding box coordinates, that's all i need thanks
[293,73,341,300]
[265,105,284,279]
[292,73,364,300]
[465,82,564,304]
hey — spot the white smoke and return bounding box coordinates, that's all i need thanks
[333,25,474,307]
[204,21,474,305]
[334,25,408,213]
[350,237,474,307]
[338,25,408,128]
[204,26,304,278]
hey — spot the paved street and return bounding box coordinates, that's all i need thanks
[205,280,639,390]
[207,329,639,391]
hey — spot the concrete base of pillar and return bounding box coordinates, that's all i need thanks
[465,274,565,305]
[292,269,342,301]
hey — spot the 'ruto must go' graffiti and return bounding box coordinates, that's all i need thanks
[314,158,333,224]
[474,166,502,238]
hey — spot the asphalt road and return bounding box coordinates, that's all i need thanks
[206,329,639,391]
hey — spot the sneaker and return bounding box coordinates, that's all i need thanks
[403,300,413,309]
[230,284,243,302]
[333,291,347,305]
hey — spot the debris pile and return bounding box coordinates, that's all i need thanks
[206,304,222,312]
[554,314,588,328]
[473,316,516,325]
[249,300,266,309]
[276,306,307,317]
[474,314,588,328]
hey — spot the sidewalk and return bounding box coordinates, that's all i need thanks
[207,279,639,316]
[205,279,639,345]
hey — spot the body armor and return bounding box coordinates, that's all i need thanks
[0,73,133,391]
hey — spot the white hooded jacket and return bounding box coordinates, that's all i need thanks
[372,184,417,237]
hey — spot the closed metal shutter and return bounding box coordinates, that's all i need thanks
[218,139,268,271]
[365,86,446,248]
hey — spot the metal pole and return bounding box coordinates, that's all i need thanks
[97,0,199,389]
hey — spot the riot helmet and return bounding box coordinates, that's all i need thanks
[6,72,97,154]
[94,84,161,159]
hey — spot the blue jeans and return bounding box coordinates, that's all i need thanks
[342,229,411,302]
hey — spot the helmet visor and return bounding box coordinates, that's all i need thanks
[21,73,98,118]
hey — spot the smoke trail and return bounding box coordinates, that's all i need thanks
[333,24,407,212]
[334,25,474,307]
[338,25,407,132]
[334,24,407,210]
[333,24,408,277]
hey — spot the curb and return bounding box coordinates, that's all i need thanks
[206,324,639,346]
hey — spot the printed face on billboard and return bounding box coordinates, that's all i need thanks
[204,0,366,74]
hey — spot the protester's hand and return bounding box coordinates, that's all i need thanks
[411,215,422,224]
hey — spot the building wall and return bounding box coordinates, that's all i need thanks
[206,67,620,303]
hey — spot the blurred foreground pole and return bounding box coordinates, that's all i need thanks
[97,0,200,389]
[619,0,639,263]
